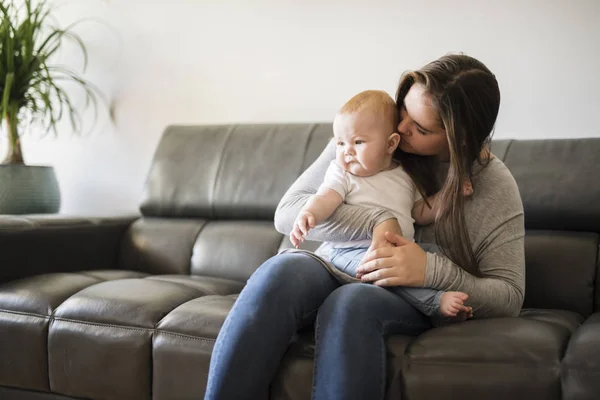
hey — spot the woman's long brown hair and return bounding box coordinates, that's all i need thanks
[394,54,501,276]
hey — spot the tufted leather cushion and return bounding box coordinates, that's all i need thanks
[523,231,598,317]
[190,221,283,281]
[140,124,333,220]
[403,309,583,400]
[0,271,244,399]
[118,218,207,275]
[0,271,147,393]
[562,312,600,400]
[152,294,238,400]
[503,138,600,232]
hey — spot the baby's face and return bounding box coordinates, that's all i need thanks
[333,110,395,177]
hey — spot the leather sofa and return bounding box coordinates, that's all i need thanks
[0,123,599,400]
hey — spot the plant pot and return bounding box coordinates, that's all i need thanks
[0,165,61,214]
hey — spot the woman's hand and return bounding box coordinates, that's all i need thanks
[356,218,403,279]
[356,239,395,280]
[356,231,427,287]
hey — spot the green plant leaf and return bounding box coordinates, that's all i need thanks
[0,0,106,147]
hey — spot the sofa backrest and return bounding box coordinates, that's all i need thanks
[499,138,600,317]
[118,124,600,317]
[118,124,331,282]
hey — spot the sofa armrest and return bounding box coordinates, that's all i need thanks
[0,214,139,284]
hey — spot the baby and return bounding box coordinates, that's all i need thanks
[290,90,472,319]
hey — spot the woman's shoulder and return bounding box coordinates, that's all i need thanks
[474,156,518,190]
[472,156,523,213]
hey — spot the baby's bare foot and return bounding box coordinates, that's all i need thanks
[454,306,473,322]
[440,291,470,317]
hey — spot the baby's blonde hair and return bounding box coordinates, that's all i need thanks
[338,90,399,131]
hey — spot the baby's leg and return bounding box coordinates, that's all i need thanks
[386,286,444,317]
[387,287,472,322]
[329,247,368,278]
[415,243,472,322]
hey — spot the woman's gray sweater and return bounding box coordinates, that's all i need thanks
[274,140,525,318]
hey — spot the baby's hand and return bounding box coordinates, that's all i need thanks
[290,211,316,248]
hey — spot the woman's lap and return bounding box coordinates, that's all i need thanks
[319,283,432,334]
[312,283,431,399]
[205,252,338,399]
[251,251,431,332]
[205,252,432,400]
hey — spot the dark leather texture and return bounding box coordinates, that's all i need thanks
[502,138,600,232]
[0,216,137,284]
[562,312,600,400]
[0,124,599,400]
[140,124,333,220]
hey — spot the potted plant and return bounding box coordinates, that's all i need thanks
[0,0,103,214]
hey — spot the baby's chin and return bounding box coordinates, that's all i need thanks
[344,163,378,177]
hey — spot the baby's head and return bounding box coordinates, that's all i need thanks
[333,90,400,177]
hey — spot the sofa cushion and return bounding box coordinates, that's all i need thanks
[53,278,202,327]
[0,273,104,315]
[118,218,207,275]
[146,275,244,295]
[402,309,583,400]
[152,295,238,400]
[0,271,244,399]
[523,231,598,317]
[119,218,285,282]
[562,312,600,400]
[0,270,148,393]
[190,221,283,282]
[47,275,243,400]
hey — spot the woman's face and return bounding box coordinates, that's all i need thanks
[397,84,450,160]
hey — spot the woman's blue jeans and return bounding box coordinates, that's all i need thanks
[204,252,432,400]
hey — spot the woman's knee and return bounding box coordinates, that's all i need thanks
[316,284,430,336]
[249,253,334,296]
[318,284,382,324]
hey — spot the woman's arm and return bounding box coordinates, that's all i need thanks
[274,139,395,242]
[425,214,525,318]
[358,217,524,318]
[358,160,526,318]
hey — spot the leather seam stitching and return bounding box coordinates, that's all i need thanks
[209,125,235,219]
[0,310,215,343]
[0,309,50,319]
[407,360,561,367]
[156,330,216,343]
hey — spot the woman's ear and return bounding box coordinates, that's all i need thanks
[387,132,401,154]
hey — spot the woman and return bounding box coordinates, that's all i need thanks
[204,54,525,400]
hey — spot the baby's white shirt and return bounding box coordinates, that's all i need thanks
[321,160,421,249]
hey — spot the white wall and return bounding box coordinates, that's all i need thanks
[4,0,599,215]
